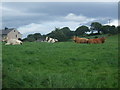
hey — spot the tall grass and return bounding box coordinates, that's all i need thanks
[2,35,118,88]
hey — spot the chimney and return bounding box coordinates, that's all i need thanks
[5,27,8,30]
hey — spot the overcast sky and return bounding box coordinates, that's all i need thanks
[1,2,118,38]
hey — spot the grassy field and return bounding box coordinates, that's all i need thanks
[2,34,118,88]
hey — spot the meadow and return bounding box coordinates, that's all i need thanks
[2,34,118,88]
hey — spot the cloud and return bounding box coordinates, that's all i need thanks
[64,13,96,23]
[104,19,118,26]
[2,2,118,30]
[109,20,118,26]
[18,21,80,38]
[18,23,53,35]
[17,13,116,38]
[18,13,97,36]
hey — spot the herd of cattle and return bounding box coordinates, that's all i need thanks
[2,37,58,45]
[72,36,106,44]
[2,36,106,45]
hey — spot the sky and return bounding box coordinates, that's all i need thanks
[1,2,119,38]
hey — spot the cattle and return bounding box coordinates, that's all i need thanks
[72,36,88,43]
[45,37,49,42]
[87,37,106,44]
[45,37,58,43]
[4,37,23,45]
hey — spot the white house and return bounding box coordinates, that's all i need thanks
[0,28,22,41]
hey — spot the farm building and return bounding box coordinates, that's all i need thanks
[0,27,22,41]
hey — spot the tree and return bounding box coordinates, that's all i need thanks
[109,25,117,34]
[25,33,42,42]
[60,27,73,39]
[27,34,36,42]
[101,25,110,34]
[117,26,120,33]
[61,27,70,34]
[90,22,102,34]
[47,28,68,41]
[69,31,76,37]
[75,25,89,36]
[101,25,118,34]
[22,38,28,42]
[33,33,42,40]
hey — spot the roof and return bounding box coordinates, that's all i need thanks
[0,28,15,35]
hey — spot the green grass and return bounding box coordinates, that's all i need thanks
[2,34,118,88]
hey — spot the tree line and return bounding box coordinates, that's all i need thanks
[23,22,120,42]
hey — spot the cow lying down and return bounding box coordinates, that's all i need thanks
[5,39,23,45]
[45,37,58,43]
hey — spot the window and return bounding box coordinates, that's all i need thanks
[14,30,15,32]
[16,35,17,38]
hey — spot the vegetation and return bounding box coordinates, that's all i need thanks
[47,27,73,41]
[75,25,89,36]
[23,33,43,42]
[90,22,102,34]
[23,22,120,42]
[2,34,118,88]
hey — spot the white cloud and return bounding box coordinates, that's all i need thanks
[17,13,116,38]
[104,19,118,26]
[18,21,80,38]
[19,13,95,38]
[18,23,51,35]
[110,20,118,26]
[64,13,96,23]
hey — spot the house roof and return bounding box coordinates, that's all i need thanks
[0,28,18,35]
[2,29,13,35]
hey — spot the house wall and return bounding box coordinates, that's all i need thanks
[7,30,22,40]
[2,35,7,41]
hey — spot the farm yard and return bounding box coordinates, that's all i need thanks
[2,34,118,88]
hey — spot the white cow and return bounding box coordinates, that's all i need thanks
[54,39,58,42]
[51,39,58,43]
[45,37,49,41]
[5,38,22,45]
[45,37,58,43]
[47,37,53,43]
